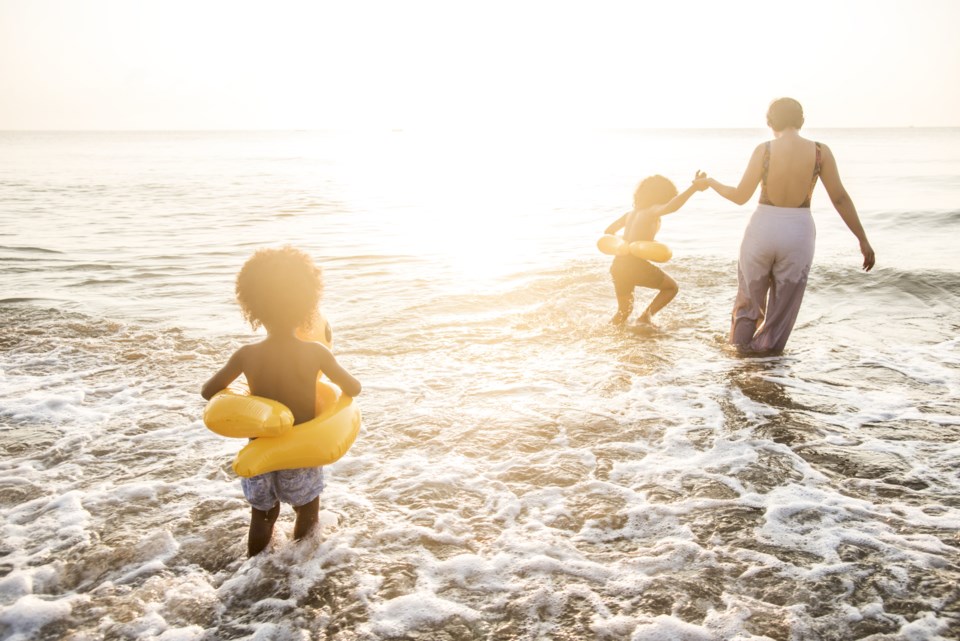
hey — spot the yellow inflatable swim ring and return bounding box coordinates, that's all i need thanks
[204,379,362,478]
[204,393,294,438]
[597,234,672,263]
[295,310,333,347]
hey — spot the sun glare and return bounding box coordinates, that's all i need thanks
[325,128,602,282]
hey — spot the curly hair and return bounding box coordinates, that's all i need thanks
[633,175,678,210]
[235,246,323,332]
[767,97,804,132]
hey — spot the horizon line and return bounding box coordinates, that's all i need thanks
[2,125,958,134]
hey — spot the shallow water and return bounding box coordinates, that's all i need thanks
[1,129,959,640]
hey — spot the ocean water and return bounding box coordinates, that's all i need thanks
[1,128,958,641]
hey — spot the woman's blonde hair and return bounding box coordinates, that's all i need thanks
[633,175,678,210]
[767,97,805,132]
[235,246,323,331]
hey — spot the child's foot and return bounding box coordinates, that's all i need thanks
[611,309,630,326]
[637,311,655,327]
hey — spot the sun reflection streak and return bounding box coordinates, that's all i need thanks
[326,129,590,283]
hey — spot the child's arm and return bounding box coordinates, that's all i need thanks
[201,348,246,400]
[316,345,362,397]
[604,211,632,235]
[649,171,709,217]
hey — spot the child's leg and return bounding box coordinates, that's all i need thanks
[248,502,280,557]
[292,496,320,540]
[638,273,678,324]
[612,290,633,325]
[272,467,323,542]
[610,258,634,325]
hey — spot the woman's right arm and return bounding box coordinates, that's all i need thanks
[707,144,765,206]
[819,144,876,271]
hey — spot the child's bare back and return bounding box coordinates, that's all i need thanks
[623,208,662,243]
[204,334,359,424]
[241,338,324,423]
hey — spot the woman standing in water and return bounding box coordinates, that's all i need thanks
[704,98,876,354]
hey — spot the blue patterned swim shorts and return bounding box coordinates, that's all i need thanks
[240,467,325,511]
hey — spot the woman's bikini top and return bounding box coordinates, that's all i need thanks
[759,141,822,208]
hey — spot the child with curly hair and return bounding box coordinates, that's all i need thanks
[202,246,362,556]
[605,172,707,327]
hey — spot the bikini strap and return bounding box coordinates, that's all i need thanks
[758,142,773,205]
[761,141,771,184]
[799,142,823,208]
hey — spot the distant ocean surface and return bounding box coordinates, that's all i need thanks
[1,129,958,641]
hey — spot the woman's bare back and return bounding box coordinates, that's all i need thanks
[761,134,821,208]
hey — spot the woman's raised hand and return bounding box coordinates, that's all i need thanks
[692,170,710,191]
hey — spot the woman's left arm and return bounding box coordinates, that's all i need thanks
[819,144,875,271]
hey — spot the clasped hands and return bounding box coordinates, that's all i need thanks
[691,170,710,192]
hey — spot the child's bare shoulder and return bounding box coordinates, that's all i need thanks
[632,205,663,219]
[299,338,335,362]
[235,339,267,357]
[219,342,259,373]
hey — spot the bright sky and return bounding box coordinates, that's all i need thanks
[1,0,958,130]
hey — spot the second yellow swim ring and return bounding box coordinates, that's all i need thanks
[597,234,672,263]
[204,379,362,478]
